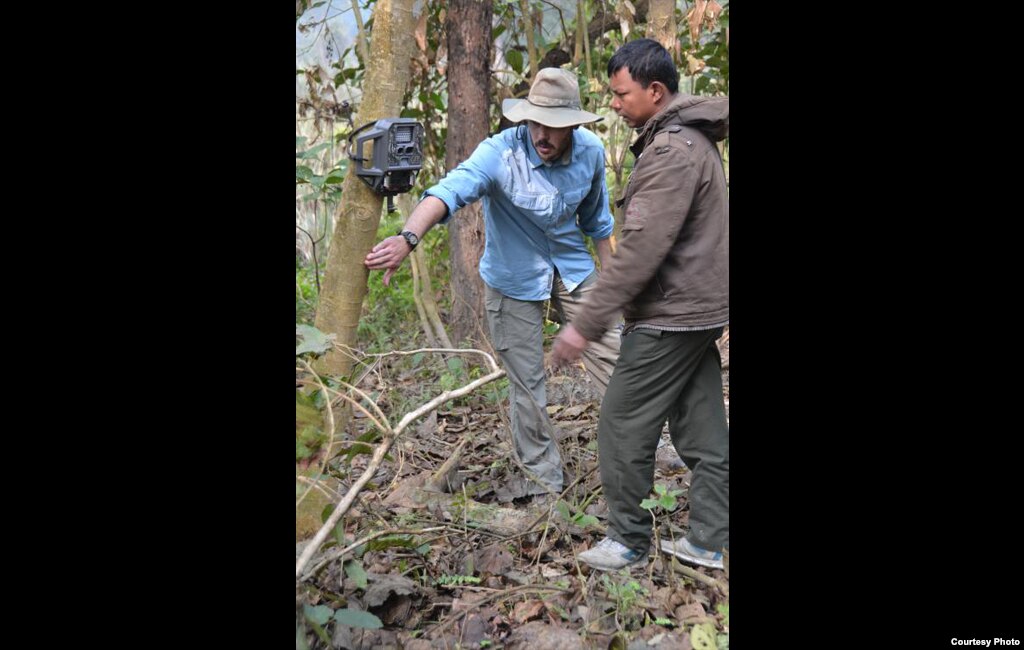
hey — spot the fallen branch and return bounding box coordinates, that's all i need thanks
[300,525,447,581]
[661,555,728,592]
[296,348,505,579]
[428,583,573,639]
[427,432,472,492]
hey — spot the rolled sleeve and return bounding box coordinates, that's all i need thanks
[424,140,501,225]
[576,151,614,240]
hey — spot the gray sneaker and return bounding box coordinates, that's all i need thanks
[659,537,724,570]
[578,537,648,571]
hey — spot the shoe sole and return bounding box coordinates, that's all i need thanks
[659,541,724,570]
[579,555,648,571]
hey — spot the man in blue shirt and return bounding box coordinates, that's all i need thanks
[364,67,620,504]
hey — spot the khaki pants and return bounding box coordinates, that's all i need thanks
[485,272,621,493]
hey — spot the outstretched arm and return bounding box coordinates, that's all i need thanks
[363,196,448,286]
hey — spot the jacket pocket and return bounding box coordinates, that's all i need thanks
[621,197,648,230]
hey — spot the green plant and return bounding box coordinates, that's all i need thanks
[435,574,481,587]
[555,500,599,529]
[600,574,648,630]
[296,259,321,326]
[295,388,326,461]
[640,483,684,512]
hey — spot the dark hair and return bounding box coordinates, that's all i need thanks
[607,38,679,93]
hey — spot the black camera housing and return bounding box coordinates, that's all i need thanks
[351,118,424,211]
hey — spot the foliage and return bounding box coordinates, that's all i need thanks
[640,482,684,512]
[295,388,326,461]
[296,324,336,357]
[555,499,599,529]
[436,574,482,587]
[296,259,321,326]
[601,574,648,630]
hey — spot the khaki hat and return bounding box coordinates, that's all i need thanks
[502,68,603,128]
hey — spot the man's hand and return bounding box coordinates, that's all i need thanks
[364,235,412,286]
[551,323,589,366]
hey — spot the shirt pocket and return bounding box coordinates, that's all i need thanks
[561,186,590,215]
[510,191,554,215]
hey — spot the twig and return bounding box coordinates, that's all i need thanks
[348,0,367,63]
[523,464,599,532]
[428,583,572,638]
[295,224,325,295]
[662,555,728,592]
[296,359,337,509]
[519,0,538,80]
[301,526,446,581]
[296,357,505,578]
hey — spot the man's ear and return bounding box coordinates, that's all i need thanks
[649,81,669,104]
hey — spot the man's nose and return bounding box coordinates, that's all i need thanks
[611,97,621,112]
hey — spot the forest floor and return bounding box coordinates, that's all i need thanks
[297,330,729,650]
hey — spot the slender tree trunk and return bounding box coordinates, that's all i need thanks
[445,0,493,348]
[314,0,417,377]
[646,0,679,64]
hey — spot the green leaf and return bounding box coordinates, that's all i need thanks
[296,324,336,356]
[320,503,335,523]
[345,441,374,460]
[333,608,383,629]
[640,498,659,510]
[296,136,308,148]
[654,484,667,496]
[412,352,425,367]
[555,501,571,520]
[357,428,382,443]
[574,514,598,528]
[415,543,431,554]
[447,357,464,373]
[344,560,369,589]
[295,165,314,181]
[303,604,333,626]
[507,49,523,74]
[297,142,331,159]
[366,535,416,552]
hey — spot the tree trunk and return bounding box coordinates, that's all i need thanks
[646,0,678,64]
[314,0,417,377]
[445,0,493,348]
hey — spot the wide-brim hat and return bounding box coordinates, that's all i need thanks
[502,67,603,128]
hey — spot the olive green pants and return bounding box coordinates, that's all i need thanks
[598,327,729,552]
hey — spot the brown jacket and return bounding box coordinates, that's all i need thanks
[574,93,729,341]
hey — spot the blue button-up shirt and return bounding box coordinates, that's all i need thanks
[425,126,614,301]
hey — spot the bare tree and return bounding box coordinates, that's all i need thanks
[444,0,494,347]
[314,0,418,377]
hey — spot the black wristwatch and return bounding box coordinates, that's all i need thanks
[397,230,420,250]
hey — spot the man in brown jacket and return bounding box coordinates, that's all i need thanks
[552,38,729,571]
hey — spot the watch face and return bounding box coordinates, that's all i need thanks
[403,231,418,246]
